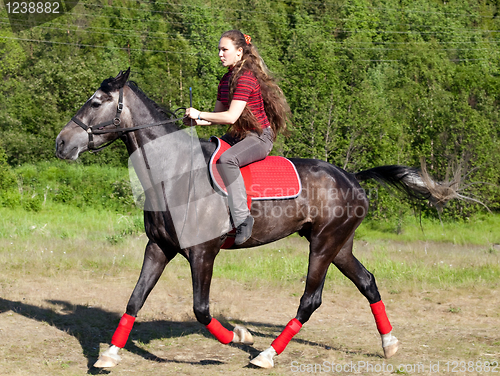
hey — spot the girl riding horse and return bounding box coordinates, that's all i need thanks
[184,30,290,245]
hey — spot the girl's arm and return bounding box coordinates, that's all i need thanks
[185,100,246,126]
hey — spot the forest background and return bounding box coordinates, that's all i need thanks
[1,0,500,223]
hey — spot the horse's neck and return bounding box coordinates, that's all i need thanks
[123,86,217,163]
[122,89,178,153]
[123,89,217,212]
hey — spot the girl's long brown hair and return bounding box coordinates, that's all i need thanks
[221,30,290,141]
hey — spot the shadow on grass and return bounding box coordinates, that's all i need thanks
[0,297,381,373]
[0,297,223,372]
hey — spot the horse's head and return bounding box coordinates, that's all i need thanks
[56,68,131,160]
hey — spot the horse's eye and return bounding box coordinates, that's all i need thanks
[91,101,101,108]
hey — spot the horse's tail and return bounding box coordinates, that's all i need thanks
[354,164,458,209]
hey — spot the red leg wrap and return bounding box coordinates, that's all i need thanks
[111,313,136,348]
[271,318,302,355]
[206,318,234,344]
[370,301,392,335]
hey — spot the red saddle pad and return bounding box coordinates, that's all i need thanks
[209,136,302,208]
[209,137,302,249]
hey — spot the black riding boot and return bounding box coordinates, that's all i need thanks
[234,216,254,245]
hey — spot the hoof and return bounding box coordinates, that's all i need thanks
[381,333,399,359]
[250,354,274,369]
[249,347,276,369]
[232,325,254,345]
[93,355,120,368]
[383,339,399,359]
[93,345,122,368]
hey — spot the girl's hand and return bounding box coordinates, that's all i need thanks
[183,114,212,126]
[185,107,201,120]
[182,116,195,126]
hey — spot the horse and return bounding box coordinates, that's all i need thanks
[55,69,448,369]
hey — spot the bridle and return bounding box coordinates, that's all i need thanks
[71,87,185,153]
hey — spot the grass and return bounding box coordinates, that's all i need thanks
[356,212,500,246]
[0,203,142,241]
[0,206,499,292]
[0,204,144,277]
[210,236,500,293]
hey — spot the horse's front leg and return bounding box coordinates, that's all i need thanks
[94,240,175,368]
[190,243,254,346]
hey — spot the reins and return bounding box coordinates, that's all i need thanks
[177,87,197,243]
[72,87,186,153]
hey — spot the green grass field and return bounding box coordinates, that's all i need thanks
[1,205,498,291]
[357,212,500,246]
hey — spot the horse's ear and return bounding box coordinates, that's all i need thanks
[114,67,131,88]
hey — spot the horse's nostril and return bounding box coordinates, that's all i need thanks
[56,137,66,155]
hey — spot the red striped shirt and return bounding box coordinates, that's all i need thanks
[217,68,270,129]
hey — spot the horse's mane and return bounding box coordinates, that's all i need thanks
[125,81,178,121]
[99,76,178,123]
[99,75,213,149]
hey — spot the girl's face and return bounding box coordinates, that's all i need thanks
[218,37,243,67]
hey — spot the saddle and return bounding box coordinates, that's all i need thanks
[209,136,302,248]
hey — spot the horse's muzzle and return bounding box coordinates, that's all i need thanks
[55,132,81,160]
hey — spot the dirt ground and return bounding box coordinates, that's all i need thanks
[0,247,499,376]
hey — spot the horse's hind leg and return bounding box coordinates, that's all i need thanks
[332,235,399,359]
[250,234,341,369]
[94,240,174,368]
